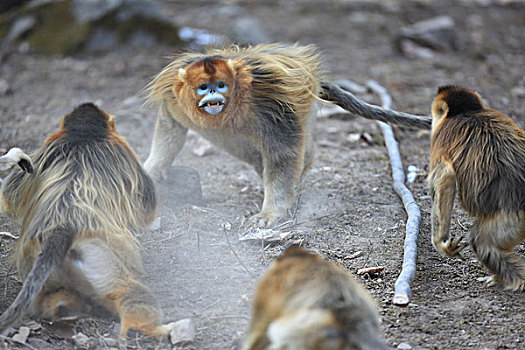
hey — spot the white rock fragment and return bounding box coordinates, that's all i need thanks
[192,137,214,157]
[169,319,196,345]
[149,216,162,231]
[12,326,30,344]
[72,332,90,348]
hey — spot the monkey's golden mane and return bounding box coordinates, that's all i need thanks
[146,43,322,127]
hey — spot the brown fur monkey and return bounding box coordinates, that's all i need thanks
[145,43,431,227]
[429,86,525,291]
[0,104,175,336]
[244,247,390,350]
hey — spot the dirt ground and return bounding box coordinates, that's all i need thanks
[1,0,524,349]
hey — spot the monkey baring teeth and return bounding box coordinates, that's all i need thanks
[198,93,226,115]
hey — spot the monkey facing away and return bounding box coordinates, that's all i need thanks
[428,86,525,291]
[0,147,33,175]
[244,247,390,350]
[0,103,175,336]
[145,43,431,227]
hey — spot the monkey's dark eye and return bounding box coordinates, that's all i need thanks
[197,84,209,96]
[216,81,228,93]
[440,108,445,114]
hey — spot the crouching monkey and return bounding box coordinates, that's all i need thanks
[244,247,390,350]
[0,103,175,337]
[429,85,525,291]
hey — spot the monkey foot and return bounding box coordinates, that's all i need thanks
[478,275,525,291]
[437,236,467,258]
[477,275,497,286]
[247,211,283,228]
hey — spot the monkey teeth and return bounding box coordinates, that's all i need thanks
[205,101,224,108]
[199,94,226,115]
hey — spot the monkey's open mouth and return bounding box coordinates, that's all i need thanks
[199,94,225,116]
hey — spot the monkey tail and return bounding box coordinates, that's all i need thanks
[0,226,75,332]
[319,81,432,129]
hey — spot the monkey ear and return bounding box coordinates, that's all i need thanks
[178,68,187,80]
[107,114,117,131]
[227,59,253,85]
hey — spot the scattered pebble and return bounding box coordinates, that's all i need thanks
[72,332,90,348]
[149,216,162,231]
[397,343,412,350]
[169,319,196,346]
[192,137,214,157]
[0,80,10,96]
[12,327,30,344]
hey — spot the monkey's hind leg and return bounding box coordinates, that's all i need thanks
[72,239,174,337]
[470,215,525,291]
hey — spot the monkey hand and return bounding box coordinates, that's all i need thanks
[435,235,467,258]
[0,148,33,174]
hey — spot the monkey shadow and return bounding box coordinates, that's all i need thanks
[155,166,204,208]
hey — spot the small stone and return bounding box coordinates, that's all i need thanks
[192,137,214,157]
[169,319,196,346]
[149,216,161,231]
[12,326,30,343]
[0,80,10,96]
[399,39,435,59]
[397,343,412,350]
[511,86,525,98]
[6,16,36,43]
[399,16,456,52]
[72,332,90,347]
[101,336,118,347]
[346,133,361,143]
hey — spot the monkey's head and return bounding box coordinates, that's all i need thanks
[47,103,117,144]
[173,56,253,128]
[431,86,484,131]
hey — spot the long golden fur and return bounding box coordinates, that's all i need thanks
[244,247,390,350]
[148,43,321,128]
[0,103,175,336]
[428,85,525,291]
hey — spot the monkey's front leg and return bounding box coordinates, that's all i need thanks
[430,162,465,257]
[144,103,188,180]
[250,153,301,227]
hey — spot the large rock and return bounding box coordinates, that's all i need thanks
[0,0,182,55]
[398,16,456,52]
